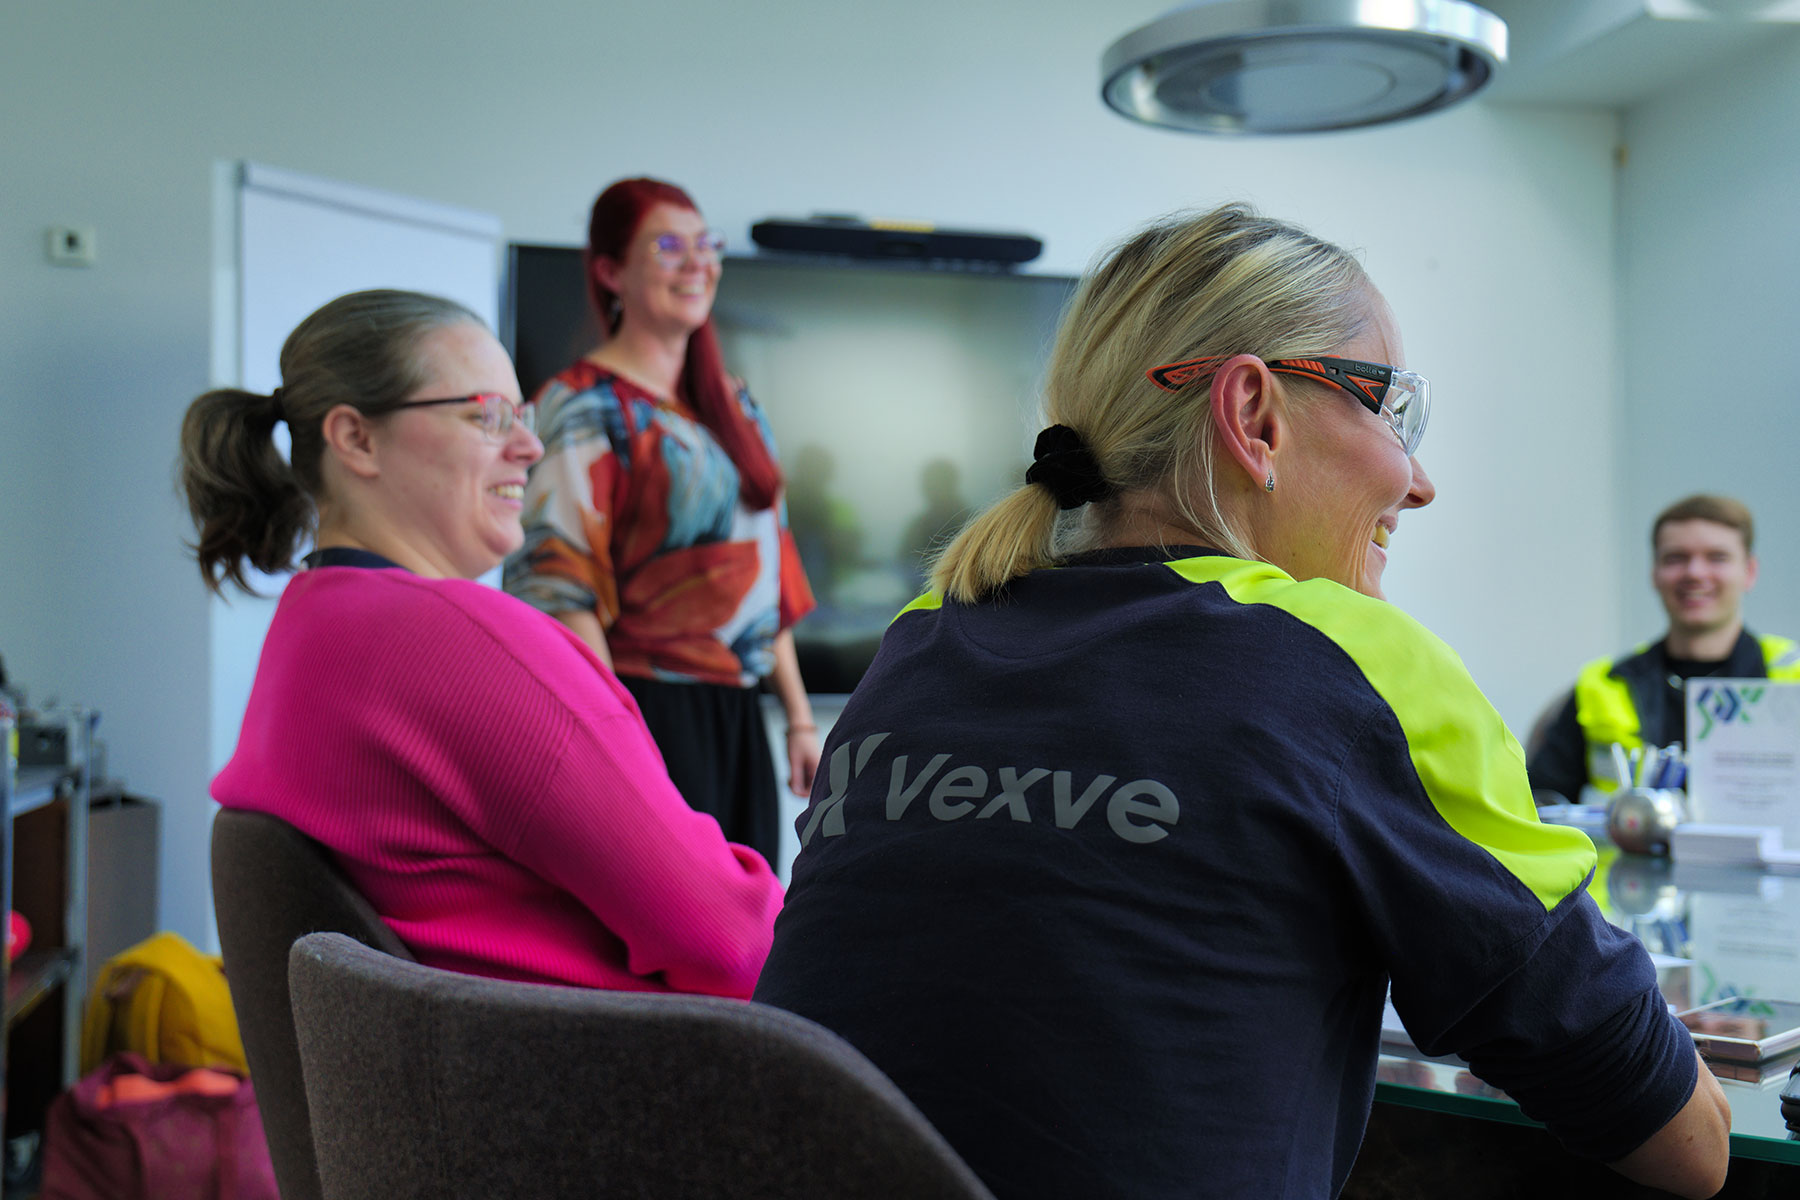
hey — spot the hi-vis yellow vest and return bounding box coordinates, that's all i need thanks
[1575,634,1800,790]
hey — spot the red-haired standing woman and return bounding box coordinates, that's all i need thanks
[505,178,818,865]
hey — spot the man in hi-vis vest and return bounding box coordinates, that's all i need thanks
[1529,494,1800,803]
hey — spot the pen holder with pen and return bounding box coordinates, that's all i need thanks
[1608,742,1686,792]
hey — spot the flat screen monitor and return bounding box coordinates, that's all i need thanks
[504,245,1077,694]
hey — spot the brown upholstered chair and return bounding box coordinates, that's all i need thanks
[212,810,414,1200]
[288,931,997,1200]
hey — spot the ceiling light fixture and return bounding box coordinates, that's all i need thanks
[1101,0,1508,135]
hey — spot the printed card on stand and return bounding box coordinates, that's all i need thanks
[1686,678,1800,848]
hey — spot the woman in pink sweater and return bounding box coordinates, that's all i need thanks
[179,289,782,998]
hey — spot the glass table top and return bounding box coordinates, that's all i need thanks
[1375,845,1800,1164]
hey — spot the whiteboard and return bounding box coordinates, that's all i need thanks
[207,162,504,773]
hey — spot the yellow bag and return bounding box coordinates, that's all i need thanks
[79,931,247,1077]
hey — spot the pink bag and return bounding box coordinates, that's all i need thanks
[41,1052,278,1200]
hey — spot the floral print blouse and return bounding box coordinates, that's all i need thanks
[504,362,815,688]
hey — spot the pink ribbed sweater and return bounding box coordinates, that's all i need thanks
[212,565,783,998]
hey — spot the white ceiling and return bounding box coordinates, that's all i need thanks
[1479,0,1800,106]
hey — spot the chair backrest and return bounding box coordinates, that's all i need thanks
[1525,686,1574,763]
[288,932,998,1200]
[211,809,414,1200]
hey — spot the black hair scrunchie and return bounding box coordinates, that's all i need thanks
[1025,424,1113,510]
[268,387,289,425]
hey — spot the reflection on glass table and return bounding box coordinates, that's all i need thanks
[1377,855,1800,1163]
[1375,1042,1800,1158]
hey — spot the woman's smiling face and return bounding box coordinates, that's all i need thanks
[602,202,721,341]
[369,322,543,580]
[1260,294,1436,599]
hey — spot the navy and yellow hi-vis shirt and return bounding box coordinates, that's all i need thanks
[753,548,1697,1200]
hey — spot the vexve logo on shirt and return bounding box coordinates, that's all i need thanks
[798,732,1181,847]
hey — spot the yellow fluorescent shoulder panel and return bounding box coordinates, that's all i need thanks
[1166,555,1596,911]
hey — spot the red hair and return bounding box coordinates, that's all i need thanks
[586,178,781,510]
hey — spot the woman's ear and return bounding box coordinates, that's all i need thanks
[319,404,383,481]
[1209,355,1283,486]
[590,254,621,298]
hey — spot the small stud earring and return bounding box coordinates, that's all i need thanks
[1265,472,1276,493]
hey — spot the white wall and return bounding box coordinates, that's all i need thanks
[1617,30,1800,643]
[2,0,1626,945]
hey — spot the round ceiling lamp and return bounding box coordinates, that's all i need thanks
[1101,0,1508,135]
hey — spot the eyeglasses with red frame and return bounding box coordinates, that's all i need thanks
[394,393,533,441]
[1146,354,1430,456]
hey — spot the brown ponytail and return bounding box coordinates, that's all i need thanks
[179,388,311,595]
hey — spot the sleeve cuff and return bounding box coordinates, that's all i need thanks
[1471,987,1698,1162]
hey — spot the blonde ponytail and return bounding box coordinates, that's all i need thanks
[928,484,1063,603]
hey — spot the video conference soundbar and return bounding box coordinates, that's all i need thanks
[750,215,1043,267]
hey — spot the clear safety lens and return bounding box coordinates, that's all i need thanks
[1384,369,1429,456]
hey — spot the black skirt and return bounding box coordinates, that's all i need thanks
[620,676,781,865]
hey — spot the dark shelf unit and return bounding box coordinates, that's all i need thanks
[2,710,94,1199]
[5,948,76,1026]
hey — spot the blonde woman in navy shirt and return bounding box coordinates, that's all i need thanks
[754,205,1729,1200]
